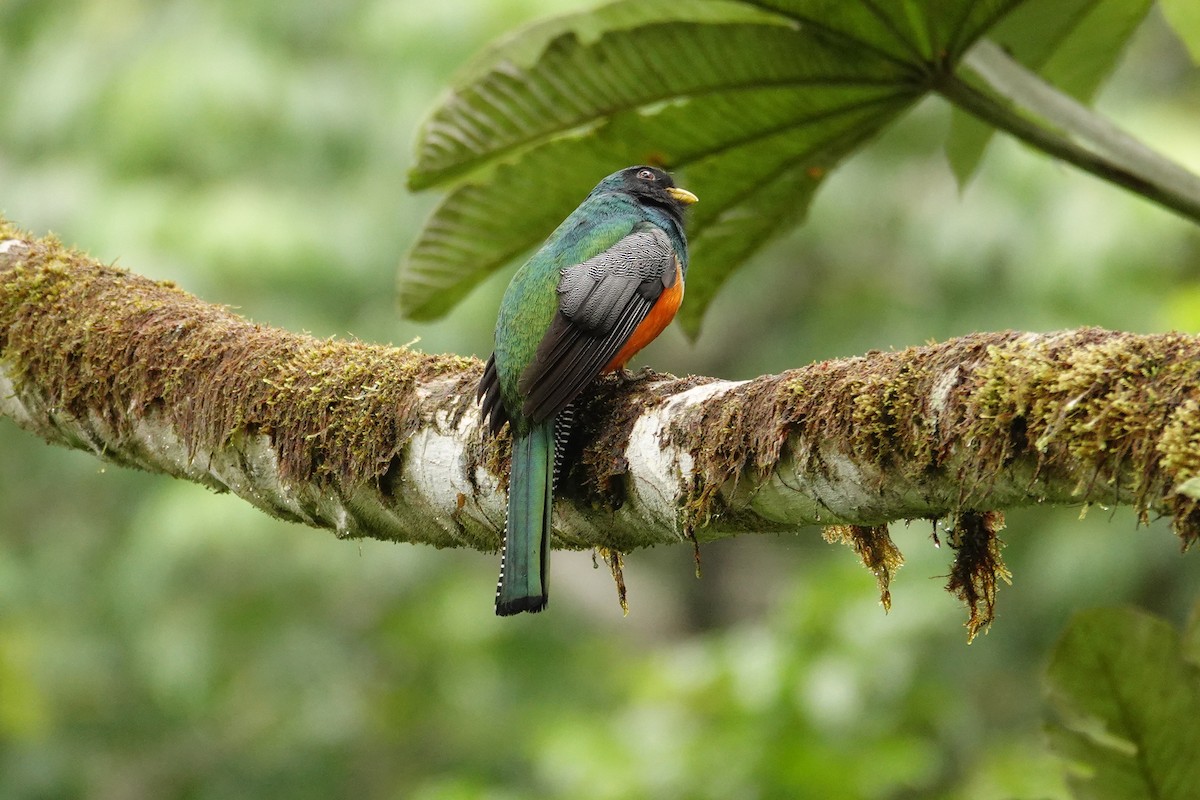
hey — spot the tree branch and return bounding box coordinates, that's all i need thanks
[4,218,1200,626]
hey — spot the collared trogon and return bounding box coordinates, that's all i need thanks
[478,165,697,615]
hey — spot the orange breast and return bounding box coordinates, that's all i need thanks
[602,260,684,373]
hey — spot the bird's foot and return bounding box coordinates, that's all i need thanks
[614,365,657,387]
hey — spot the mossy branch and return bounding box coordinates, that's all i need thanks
[3,219,1200,632]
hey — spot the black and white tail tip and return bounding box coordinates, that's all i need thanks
[494,523,548,616]
[552,403,575,491]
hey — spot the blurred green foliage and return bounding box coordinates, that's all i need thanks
[1,1,1199,798]
[1045,606,1200,799]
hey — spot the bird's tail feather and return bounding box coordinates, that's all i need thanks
[495,420,554,615]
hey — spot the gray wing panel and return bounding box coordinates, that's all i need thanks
[557,227,675,335]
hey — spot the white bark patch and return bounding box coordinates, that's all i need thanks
[404,408,503,547]
[0,370,35,427]
[809,450,886,522]
[930,365,960,416]
[622,380,746,539]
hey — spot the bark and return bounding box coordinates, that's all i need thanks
[3,219,1200,633]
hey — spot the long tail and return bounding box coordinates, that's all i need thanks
[495,419,555,615]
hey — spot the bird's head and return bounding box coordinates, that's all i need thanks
[595,165,698,213]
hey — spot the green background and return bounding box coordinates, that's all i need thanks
[1,1,1199,797]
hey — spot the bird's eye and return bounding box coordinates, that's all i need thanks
[637,169,656,181]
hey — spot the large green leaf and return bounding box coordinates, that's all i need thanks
[947,0,1153,186]
[1045,607,1200,800]
[1162,0,1200,64]
[399,0,1022,331]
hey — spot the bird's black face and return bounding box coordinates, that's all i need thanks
[618,165,698,212]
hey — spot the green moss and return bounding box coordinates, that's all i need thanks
[964,329,1200,542]
[0,218,26,243]
[1159,399,1200,478]
[1157,397,1200,544]
[0,224,477,494]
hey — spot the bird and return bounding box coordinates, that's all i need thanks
[477,165,698,616]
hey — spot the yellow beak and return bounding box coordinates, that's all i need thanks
[666,186,699,205]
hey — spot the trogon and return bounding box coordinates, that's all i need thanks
[478,165,698,616]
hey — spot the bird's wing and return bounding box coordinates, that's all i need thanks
[518,225,678,422]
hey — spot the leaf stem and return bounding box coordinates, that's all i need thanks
[936,40,1200,224]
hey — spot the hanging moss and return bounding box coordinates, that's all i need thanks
[944,510,1011,641]
[823,523,904,611]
